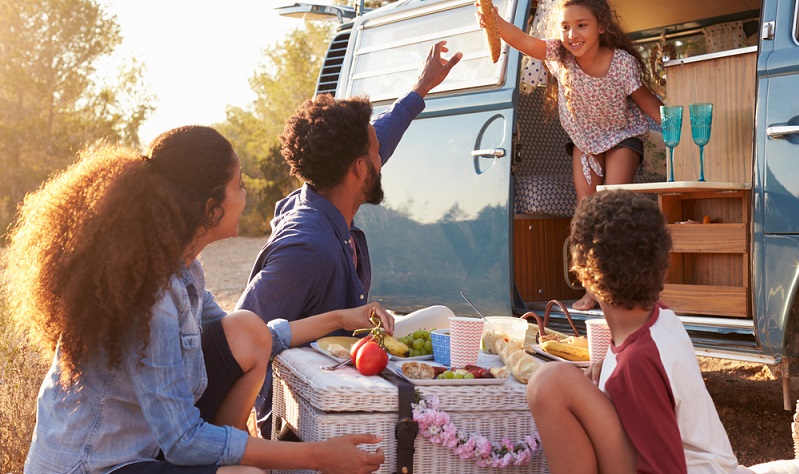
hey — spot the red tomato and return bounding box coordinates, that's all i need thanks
[350,336,372,359]
[354,340,389,376]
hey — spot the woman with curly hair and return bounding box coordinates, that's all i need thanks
[526,190,744,474]
[477,0,664,310]
[6,125,390,474]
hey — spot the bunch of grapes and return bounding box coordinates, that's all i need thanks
[398,329,432,357]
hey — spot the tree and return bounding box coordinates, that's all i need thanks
[0,0,154,235]
[218,20,334,235]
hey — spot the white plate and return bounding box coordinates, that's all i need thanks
[392,366,507,386]
[388,353,434,361]
[525,345,590,368]
[311,341,352,363]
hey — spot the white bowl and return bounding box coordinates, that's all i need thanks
[481,316,530,353]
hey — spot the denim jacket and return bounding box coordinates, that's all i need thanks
[25,259,292,474]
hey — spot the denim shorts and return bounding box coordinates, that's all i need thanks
[196,318,244,422]
[565,137,644,163]
[111,319,243,474]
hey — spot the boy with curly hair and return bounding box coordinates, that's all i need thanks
[527,190,745,473]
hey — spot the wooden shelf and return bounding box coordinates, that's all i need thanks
[667,223,746,253]
[598,181,750,193]
[597,183,751,318]
[661,284,747,318]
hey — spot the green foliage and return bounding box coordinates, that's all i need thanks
[0,0,154,237]
[218,21,333,235]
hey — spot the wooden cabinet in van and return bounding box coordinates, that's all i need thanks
[600,47,757,319]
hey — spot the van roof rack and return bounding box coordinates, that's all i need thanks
[275,2,371,23]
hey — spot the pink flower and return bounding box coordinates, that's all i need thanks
[474,436,492,457]
[411,397,539,469]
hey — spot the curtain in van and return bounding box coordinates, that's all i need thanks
[521,0,560,93]
[703,21,745,53]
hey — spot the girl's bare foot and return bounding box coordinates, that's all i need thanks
[572,292,597,311]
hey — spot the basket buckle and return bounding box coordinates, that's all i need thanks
[395,416,418,439]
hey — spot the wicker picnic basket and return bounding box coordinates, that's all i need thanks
[521,299,581,343]
[271,348,551,474]
[793,399,799,458]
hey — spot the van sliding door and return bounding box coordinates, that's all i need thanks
[345,0,527,315]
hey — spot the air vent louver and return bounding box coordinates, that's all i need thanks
[315,29,351,96]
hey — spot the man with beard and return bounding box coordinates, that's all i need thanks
[235,41,461,437]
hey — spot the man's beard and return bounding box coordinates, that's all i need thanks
[362,159,384,205]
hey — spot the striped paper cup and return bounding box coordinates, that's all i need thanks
[585,318,612,363]
[448,316,485,367]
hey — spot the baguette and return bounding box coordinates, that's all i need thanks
[563,336,589,348]
[541,340,590,362]
[494,338,540,384]
[480,0,501,63]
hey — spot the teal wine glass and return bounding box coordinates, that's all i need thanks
[660,105,684,182]
[689,103,713,182]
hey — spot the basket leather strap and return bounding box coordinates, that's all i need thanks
[391,373,418,474]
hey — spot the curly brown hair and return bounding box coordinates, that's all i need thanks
[570,190,671,309]
[280,94,372,190]
[2,126,236,384]
[543,0,656,119]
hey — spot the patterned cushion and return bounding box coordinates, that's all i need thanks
[515,175,576,216]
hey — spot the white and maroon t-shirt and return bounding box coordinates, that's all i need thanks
[598,305,740,473]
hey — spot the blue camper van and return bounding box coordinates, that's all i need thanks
[298,0,799,407]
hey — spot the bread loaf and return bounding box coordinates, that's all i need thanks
[326,343,350,359]
[480,0,501,63]
[401,361,436,380]
[494,338,540,384]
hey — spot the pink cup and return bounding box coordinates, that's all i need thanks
[585,319,612,363]
[448,316,485,367]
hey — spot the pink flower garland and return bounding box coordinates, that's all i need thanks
[411,395,541,469]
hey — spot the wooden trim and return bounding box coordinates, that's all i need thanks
[513,216,583,302]
[667,223,746,253]
[661,283,748,318]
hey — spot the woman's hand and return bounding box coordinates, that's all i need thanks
[315,434,385,474]
[340,302,395,336]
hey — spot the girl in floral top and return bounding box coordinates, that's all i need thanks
[478,0,663,310]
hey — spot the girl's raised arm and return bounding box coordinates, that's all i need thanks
[476,1,547,61]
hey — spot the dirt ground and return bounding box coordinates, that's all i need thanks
[200,236,798,468]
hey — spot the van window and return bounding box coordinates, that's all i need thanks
[347,0,511,102]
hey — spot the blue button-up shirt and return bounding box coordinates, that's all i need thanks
[25,260,293,473]
[235,91,425,429]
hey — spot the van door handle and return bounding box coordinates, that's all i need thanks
[471,148,506,158]
[767,125,799,139]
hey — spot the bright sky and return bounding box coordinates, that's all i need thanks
[100,1,332,145]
